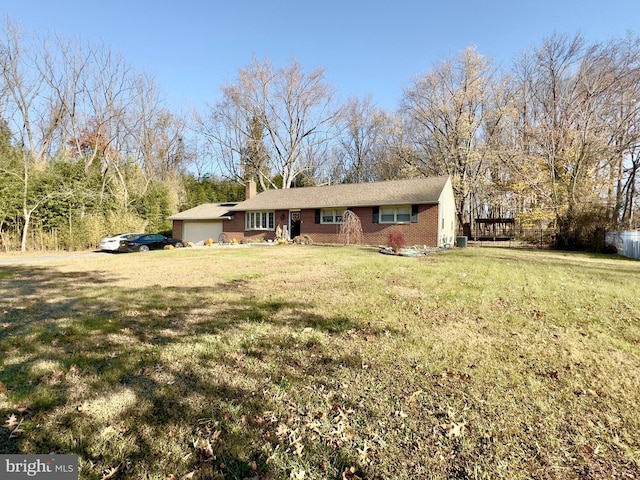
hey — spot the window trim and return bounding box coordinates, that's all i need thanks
[245,211,275,231]
[379,205,412,224]
[320,208,345,224]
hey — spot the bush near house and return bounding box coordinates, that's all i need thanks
[387,230,406,252]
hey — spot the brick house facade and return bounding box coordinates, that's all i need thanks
[221,177,456,248]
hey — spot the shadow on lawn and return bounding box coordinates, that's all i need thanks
[0,265,370,479]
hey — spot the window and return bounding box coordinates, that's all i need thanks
[321,208,344,224]
[379,206,411,223]
[245,211,274,230]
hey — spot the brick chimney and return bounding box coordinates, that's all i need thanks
[245,179,257,200]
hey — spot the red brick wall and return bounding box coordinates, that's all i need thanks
[172,220,183,240]
[223,205,440,247]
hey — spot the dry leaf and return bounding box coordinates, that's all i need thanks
[4,414,19,430]
[168,472,195,480]
[0,381,7,394]
[445,421,466,438]
[194,439,215,460]
[4,414,24,438]
[276,423,289,437]
[342,466,362,480]
[357,440,371,463]
[101,465,120,480]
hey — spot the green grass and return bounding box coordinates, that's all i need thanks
[1,246,639,479]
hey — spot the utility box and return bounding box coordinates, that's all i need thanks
[456,236,468,248]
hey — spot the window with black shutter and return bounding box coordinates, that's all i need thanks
[411,205,419,223]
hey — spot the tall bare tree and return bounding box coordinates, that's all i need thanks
[336,95,386,183]
[0,20,73,250]
[510,33,640,235]
[402,47,500,230]
[196,57,340,189]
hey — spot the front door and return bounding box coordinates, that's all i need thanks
[290,211,301,239]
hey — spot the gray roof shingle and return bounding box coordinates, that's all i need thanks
[230,177,450,211]
[168,203,237,220]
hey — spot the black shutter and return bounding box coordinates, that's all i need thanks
[411,205,419,223]
[315,209,320,224]
[372,206,379,223]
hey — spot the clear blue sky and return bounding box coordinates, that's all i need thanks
[3,1,639,112]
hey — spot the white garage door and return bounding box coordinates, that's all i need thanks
[182,221,223,245]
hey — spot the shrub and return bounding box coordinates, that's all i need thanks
[387,230,405,252]
[555,205,612,252]
[338,210,363,245]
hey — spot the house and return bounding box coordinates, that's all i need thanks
[207,176,456,248]
[168,203,237,245]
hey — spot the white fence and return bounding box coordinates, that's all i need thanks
[606,231,640,260]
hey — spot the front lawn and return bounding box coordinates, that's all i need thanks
[1,246,639,479]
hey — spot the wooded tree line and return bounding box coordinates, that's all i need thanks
[1,17,639,251]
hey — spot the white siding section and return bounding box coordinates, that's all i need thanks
[437,177,457,247]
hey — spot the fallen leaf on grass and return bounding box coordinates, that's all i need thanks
[101,465,120,480]
[444,421,466,439]
[294,439,304,457]
[165,472,196,480]
[0,381,7,394]
[357,440,371,463]
[193,439,215,460]
[4,414,24,438]
[342,466,363,480]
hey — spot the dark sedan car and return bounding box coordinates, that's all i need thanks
[118,234,183,252]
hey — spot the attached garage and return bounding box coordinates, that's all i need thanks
[183,221,223,244]
[168,203,236,245]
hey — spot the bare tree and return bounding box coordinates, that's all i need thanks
[375,112,421,181]
[402,47,500,230]
[511,33,640,233]
[196,57,341,189]
[336,95,386,183]
[0,20,72,250]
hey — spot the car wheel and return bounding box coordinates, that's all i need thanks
[139,245,150,252]
[174,242,183,248]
